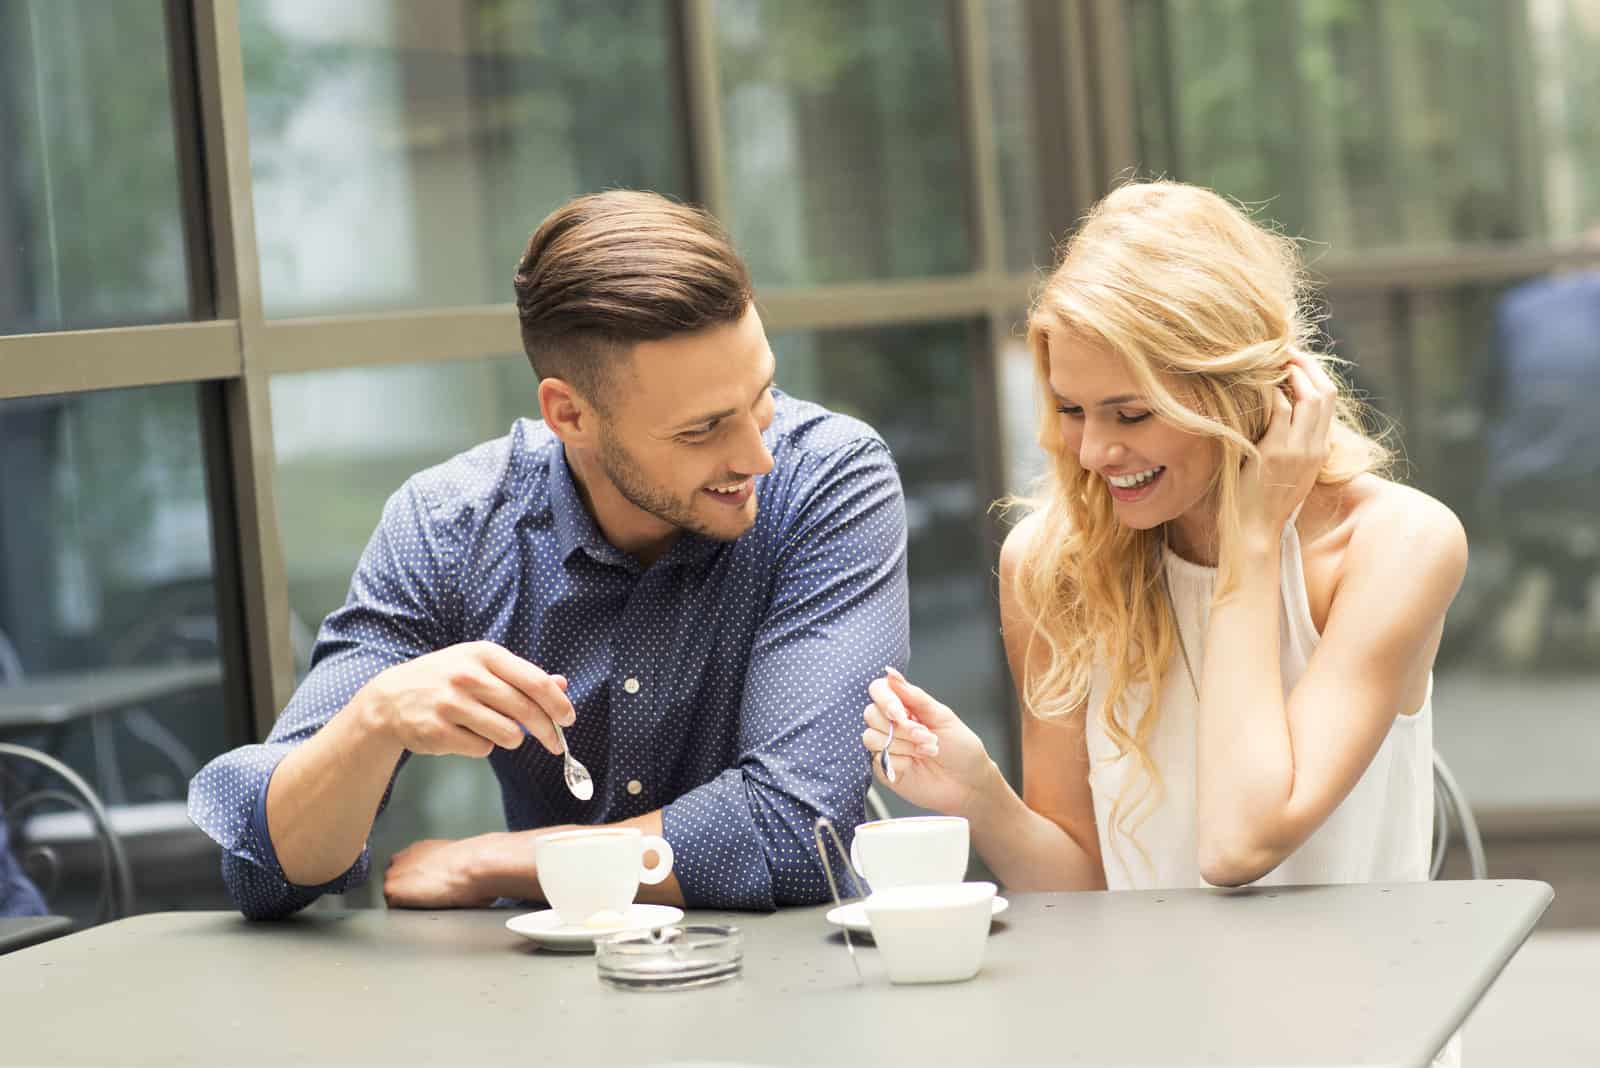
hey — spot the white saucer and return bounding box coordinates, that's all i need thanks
[505,904,685,951]
[825,895,1009,935]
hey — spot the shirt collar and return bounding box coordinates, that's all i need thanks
[547,443,724,572]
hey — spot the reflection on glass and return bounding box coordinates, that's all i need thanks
[774,321,1012,786]
[0,0,191,334]
[716,0,971,285]
[272,355,536,626]
[0,385,229,912]
[1323,272,1600,812]
[1126,0,1600,249]
[241,0,686,317]
[986,0,1053,272]
[270,355,541,902]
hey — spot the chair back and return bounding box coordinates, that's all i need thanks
[1431,750,1487,880]
[0,743,133,927]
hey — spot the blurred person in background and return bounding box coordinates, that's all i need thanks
[0,798,48,917]
[189,192,908,920]
[1478,231,1600,669]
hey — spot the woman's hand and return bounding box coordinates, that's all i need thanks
[862,667,1002,817]
[1236,352,1338,549]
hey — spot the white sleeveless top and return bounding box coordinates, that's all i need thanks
[1083,518,1434,890]
[1082,520,1460,1066]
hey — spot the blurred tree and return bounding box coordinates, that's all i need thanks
[1127,0,1549,249]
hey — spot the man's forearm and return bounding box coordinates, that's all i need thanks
[265,690,406,886]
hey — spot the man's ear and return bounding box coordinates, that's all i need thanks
[538,377,596,446]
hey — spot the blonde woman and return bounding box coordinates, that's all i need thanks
[866,182,1467,1055]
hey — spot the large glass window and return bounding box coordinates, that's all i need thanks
[0,386,233,914]
[716,0,972,285]
[0,1,192,334]
[241,0,687,317]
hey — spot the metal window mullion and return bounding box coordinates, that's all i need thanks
[954,0,1007,279]
[954,0,1022,780]
[678,0,729,220]
[1080,0,1137,188]
[1054,0,1106,215]
[192,0,295,737]
[0,321,240,399]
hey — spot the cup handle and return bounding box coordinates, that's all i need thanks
[638,835,674,885]
[850,834,866,882]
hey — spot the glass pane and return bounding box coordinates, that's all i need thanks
[986,0,1053,273]
[997,307,1047,494]
[1126,0,1600,250]
[716,0,972,285]
[271,355,538,903]
[774,322,1014,794]
[0,1,191,334]
[241,0,686,317]
[1325,271,1600,812]
[0,385,233,915]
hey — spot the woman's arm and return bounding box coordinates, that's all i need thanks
[865,516,1105,891]
[1195,363,1468,885]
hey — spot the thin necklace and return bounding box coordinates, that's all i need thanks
[1160,529,1201,700]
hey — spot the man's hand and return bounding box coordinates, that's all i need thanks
[358,641,576,758]
[383,835,504,909]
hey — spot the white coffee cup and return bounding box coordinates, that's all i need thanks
[864,880,997,984]
[850,816,969,891]
[534,827,674,927]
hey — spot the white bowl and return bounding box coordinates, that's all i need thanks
[863,881,996,984]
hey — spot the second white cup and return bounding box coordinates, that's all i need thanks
[850,815,969,891]
[534,827,673,927]
[864,880,997,984]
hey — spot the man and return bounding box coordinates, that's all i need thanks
[187,191,908,919]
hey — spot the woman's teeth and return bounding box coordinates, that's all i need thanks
[1107,466,1163,489]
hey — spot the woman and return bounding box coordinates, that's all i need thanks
[866,179,1467,899]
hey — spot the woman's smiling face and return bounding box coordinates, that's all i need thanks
[1047,331,1220,532]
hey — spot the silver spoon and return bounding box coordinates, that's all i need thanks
[551,721,594,801]
[880,719,896,783]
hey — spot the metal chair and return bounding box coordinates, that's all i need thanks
[1431,750,1486,880]
[0,742,134,928]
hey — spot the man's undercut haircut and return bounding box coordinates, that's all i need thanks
[513,190,754,411]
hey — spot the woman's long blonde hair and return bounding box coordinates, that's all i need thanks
[1011,181,1392,852]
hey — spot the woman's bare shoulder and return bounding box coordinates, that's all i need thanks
[1326,475,1468,593]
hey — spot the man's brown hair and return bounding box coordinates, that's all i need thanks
[513,190,753,410]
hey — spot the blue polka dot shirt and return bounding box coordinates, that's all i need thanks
[187,391,909,919]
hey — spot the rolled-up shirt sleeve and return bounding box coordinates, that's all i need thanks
[186,481,454,919]
[663,440,909,909]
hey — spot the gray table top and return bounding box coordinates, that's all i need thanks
[0,661,222,729]
[0,914,71,954]
[0,879,1551,1067]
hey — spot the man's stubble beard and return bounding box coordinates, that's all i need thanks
[596,427,755,542]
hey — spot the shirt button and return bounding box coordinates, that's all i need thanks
[627,779,643,796]
[623,677,641,694]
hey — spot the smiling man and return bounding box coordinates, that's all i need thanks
[187,191,909,919]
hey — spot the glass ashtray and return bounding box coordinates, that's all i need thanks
[594,924,743,991]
